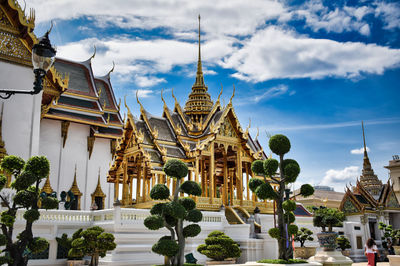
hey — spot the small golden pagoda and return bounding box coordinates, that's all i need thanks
[108,17,274,216]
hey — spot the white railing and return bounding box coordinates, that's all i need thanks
[11,207,226,227]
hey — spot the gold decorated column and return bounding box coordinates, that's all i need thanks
[223,151,228,206]
[136,160,142,203]
[210,143,215,203]
[142,165,147,201]
[245,163,250,201]
[237,147,243,205]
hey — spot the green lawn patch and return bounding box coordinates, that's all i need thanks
[257,259,308,264]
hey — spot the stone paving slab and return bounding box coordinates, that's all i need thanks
[352,263,389,266]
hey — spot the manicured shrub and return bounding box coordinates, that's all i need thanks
[179,197,196,211]
[269,228,280,239]
[183,224,201,237]
[144,215,164,230]
[263,158,279,176]
[251,160,264,175]
[180,181,202,196]
[197,231,241,261]
[163,159,188,178]
[248,178,264,193]
[282,200,296,212]
[150,184,170,200]
[269,134,291,155]
[294,227,314,247]
[300,184,314,197]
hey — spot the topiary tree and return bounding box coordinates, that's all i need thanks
[248,134,314,261]
[336,236,351,251]
[56,229,83,260]
[144,159,202,266]
[379,222,400,248]
[313,207,345,232]
[197,231,241,261]
[0,155,59,266]
[294,227,314,247]
[70,226,116,266]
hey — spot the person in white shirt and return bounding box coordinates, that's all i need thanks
[365,238,379,266]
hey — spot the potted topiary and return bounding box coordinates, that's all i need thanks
[56,229,84,266]
[379,222,400,255]
[197,231,241,265]
[336,236,351,257]
[293,227,316,259]
[313,207,345,251]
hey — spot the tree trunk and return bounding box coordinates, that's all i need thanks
[90,254,99,266]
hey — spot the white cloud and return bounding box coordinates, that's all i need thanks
[135,89,153,98]
[351,147,370,154]
[293,0,373,35]
[374,1,400,30]
[134,76,166,87]
[253,85,289,103]
[320,166,360,191]
[221,26,400,82]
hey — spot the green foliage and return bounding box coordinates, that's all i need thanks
[41,196,59,210]
[165,201,187,219]
[56,229,83,260]
[269,134,291,155]
[268,228,280,239]
[1,212,15,227]
[163,159,188,178]
[294,227,314,247]
[379,222,400,245]
[165,214,178,227]
[186,209,202,223]
[248,178,263,193]
[13,190,35,208]
[255,183,278,200]
[28,237,49,254]
[180,181,202,196]
[282,159,300,183]
[300,184,314,197]
[24,156,50,178]
[11,171,36,191]
[144,215,164,230]
[336,236,351,251]
[288,225,298,235]
[282,200,296,212]
[23,209,40,223]
[183,224,201,238]
[263,158,279,176]
[150,203,166,215]
[150,184,170,200]
[0,234,6,246]
[0,175,6,190]
[251,160,264,175]
[152,238,179,257]
[257,259,307,264]
[69,238,85,259]
[313,208,346,232]
[284,212,295,224]
[197,231,241,261]
[179,197,196,211]
[0,155,25,174]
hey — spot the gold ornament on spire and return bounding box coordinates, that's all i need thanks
[184,15,213,122]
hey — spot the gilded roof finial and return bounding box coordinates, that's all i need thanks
[124,95,133,118]
[171,88,178,105]
[117,98,121,111]
[107,61,115,77]
[255,126,259,141]
[229,84,235,105]
[161,88,166,107]
[89,45,96,60]
[362,121,367,156]
[136,90,145,113]
[217,84,223,103]
[245,118,251,135]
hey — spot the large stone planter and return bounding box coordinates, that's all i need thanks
[206,259,236,265]
[317,232,338,251]
[388,255,400,266]
[340,250,350,257]
[294,247,317,259]
[308,250,352,266]
[66,260,84,266]
[393,245,400,255]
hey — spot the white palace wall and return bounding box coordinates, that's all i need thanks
[39,119,114,210]
[0,61,41,159]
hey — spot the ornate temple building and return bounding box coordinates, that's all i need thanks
[338,123,400,260]
[107,16,272,217]
[0,0,123,210]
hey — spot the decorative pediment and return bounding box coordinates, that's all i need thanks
[218,117,238,138]
[386,191,400,208]
[342,197,359,213]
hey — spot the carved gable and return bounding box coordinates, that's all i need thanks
[387,191,400,208]
[218,117,238,138]
[342,197,359,213]
[0,8,32,66]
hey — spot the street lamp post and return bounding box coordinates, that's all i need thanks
[0,30,56,99]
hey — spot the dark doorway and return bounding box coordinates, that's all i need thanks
[95,197,103,210]
[369,221,376,240]
[70,196,78,210]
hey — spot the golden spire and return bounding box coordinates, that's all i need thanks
[70,165,82,196]
[92,168,105,198]
[195,14,204,87]
[361,121,371,170]
[41,176,53,194]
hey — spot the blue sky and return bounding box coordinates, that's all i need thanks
[27,0,400,191]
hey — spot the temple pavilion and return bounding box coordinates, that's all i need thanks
[107,16,274,215]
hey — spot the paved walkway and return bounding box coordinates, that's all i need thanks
[352,263,389,266]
